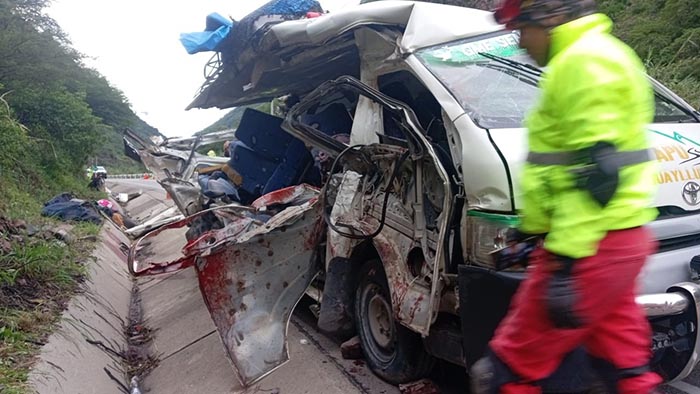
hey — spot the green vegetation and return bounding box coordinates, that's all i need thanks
[0,220,100,394]
[0,1,156,391]
[0,0,161,186]
[599,0,700,109]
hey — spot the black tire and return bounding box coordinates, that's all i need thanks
[354,259,434,384]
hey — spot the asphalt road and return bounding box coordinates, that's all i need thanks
[107,178,700,394]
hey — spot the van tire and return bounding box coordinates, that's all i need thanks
[354,259,434,384]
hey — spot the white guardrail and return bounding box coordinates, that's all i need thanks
[109,173,156,179]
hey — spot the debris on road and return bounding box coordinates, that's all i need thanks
[398,379,441,394]
[340,336,363,360]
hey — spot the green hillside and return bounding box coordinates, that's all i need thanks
[0,0,164,217]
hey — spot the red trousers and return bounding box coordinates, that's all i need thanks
[490,226,662,393]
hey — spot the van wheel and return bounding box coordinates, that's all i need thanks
[354,259,434,384]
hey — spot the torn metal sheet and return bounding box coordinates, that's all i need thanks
[250,183,321,210]
[129,185,320,276]
[129,185,324,386]
[194,199,323,386]
[158,178,203,217]
[326,171,363,260]
[123,127,229,184]
[128,214,197,276]
[124,206,184,238]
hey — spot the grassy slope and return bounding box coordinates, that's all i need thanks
[0,222,99,394]
[0,100,105,394]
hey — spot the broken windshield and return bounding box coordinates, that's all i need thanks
[417,31,540,129]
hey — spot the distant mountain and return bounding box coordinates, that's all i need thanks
[94,116,163,174]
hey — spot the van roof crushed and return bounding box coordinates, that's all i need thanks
[187,1,499,109]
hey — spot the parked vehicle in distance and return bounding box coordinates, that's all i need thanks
[94,166,107,178]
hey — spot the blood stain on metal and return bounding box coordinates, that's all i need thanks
[255,260,262,267]
[282,281,289,288]
[250,184,317,208]
[268,250,274,257]
[407,294,424,321]
[197,253,236,328]
[303,217,325,250]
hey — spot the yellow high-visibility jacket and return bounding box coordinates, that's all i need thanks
[520,13,658,258]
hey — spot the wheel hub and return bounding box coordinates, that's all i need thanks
[368,292,393,349]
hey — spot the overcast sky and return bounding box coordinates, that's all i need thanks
[47,0,360,138]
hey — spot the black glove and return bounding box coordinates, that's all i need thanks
[490,229,543,271]
[546,255,584,329]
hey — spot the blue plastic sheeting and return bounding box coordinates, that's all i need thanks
[180,12,234,55]
[181,0,322,55]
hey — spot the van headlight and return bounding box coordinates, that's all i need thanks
[466,212,521,270]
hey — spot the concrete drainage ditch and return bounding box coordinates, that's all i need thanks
[26,180,401,394]
[28,186,168,394]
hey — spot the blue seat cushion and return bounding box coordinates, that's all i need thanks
[228,141,278,197]
[301,103,353,136]
[236,108,293,161]
[262,139,313,195]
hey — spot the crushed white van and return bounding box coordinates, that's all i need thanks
[127,1,700,390]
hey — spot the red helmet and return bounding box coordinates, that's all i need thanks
[493,0,526,30]
[494,0,597,30]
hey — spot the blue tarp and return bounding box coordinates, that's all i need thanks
[180,13,234,55]
[180,0,323,55]
[260,0,323,15]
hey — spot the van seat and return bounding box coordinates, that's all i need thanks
[301,103,353,136]
[227,108,313,200]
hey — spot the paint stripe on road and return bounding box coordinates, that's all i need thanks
[669,380,700,394]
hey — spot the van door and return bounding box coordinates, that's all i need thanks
[129,185,324,386]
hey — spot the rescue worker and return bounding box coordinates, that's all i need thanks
[471,0,660,393]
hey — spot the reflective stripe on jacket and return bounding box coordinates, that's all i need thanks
[520,13,658,258]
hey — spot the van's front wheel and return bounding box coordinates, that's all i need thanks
[355,259,434,384]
